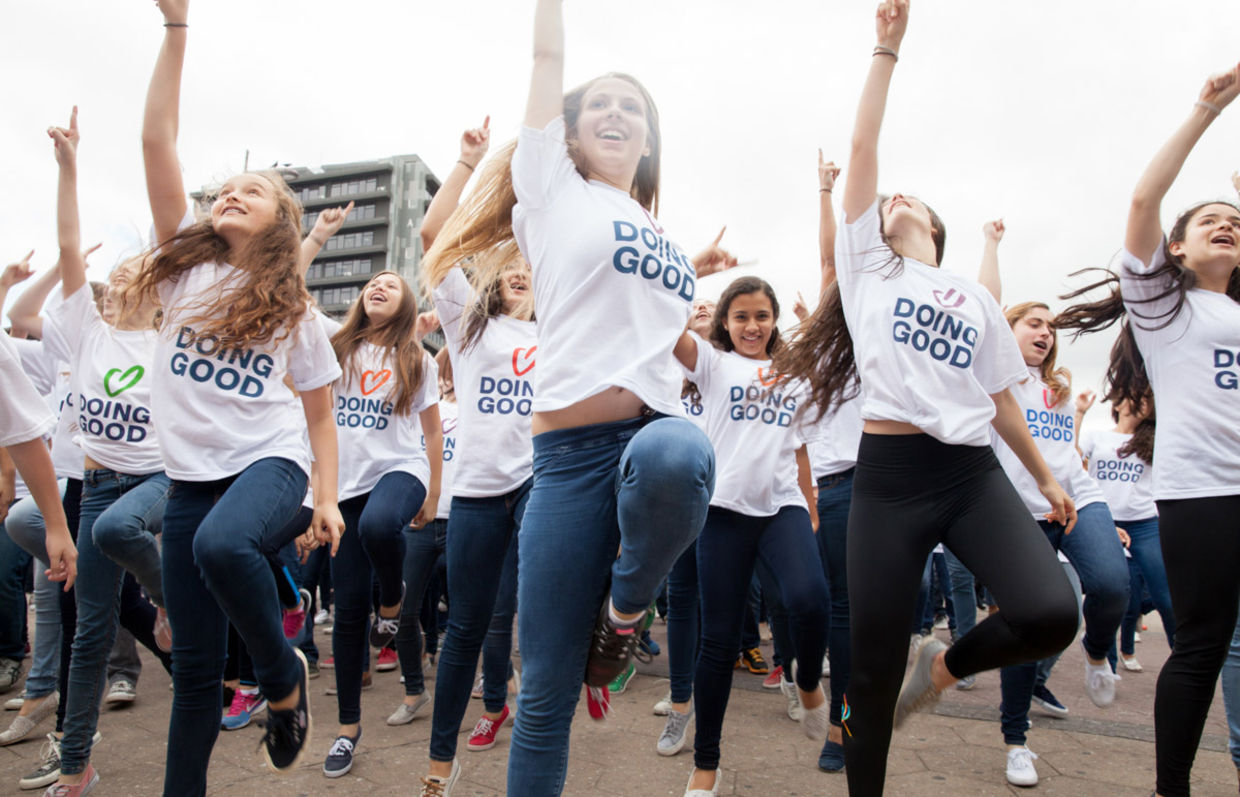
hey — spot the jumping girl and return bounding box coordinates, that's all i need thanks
[674,276,830,796]
[139,1,346,791]
[316,269,442,779]
[773,3,1079,794]
[416,118,535,792]
[1054,60,1240,797]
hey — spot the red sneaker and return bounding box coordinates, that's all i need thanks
[466,704,512,751]
[376,648,399,672]
[320,657,335,669]
[282,589,311,640]
[762,665,784,689]
[585,685,610,722]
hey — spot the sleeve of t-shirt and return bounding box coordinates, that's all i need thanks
[511,117,582,212]
[1079,430,1095,462]
[686,331,717,394]
[835,200,886,296]
[44,284,106,363]
[10,339,55,396]
[972,289,1029,395]
[1119,241,1179,320]
[0,334,56,446]
[412,353,440,415]
[432,269,474,350]
[288,310,344,392]
[315,310,343,339]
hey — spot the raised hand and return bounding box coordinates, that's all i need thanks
[1075,389,1096,416]
[818,150,841,193]
[1,251,35,289]
[460,116,491,169]
[1233,170,1240,195]
[983,219,1005,243]
[692,227,740,278]
[793,291,810,322]
[875,0,909,52]
[415,310,440,341]
[47,106,80,167]
[155,0,188,25]
[310,200,354,245]
[1199,62,1240,113]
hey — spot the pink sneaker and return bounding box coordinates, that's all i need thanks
[221,689,267,731]
[466,704,512,751]
[585,685,610,722]
[153,608,173,654]
[42,764,98,796]
[282,589,311,640]
[376,648,399,672]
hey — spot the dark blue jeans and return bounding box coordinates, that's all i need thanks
[332,471,425,725]
[1122,517,1175,649]
[0,521,31,660]
[667,540,699,704]
[998,500,1129,745]
[397,518,447,696]
[508,416,714,795]
[693,505,829,771]
[61,468,172,776]
[160,458,308,797]
[429,480,529,761]
[816,468,853,727]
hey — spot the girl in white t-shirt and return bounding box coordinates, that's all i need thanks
[673,276,830,793]
[316,271,441,779]
[772,4,1078,794]
[136,2,345,790]
[415,122,533,789]
[1053,63,1240,796]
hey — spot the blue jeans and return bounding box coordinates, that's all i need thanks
[0,520,31,661]
[999,501,1129,745]
[1035,560,1083,688]
[1122,517,1175,649]
[430,480,529,761]
[5,491,64,697]
[482,528,520,712]
[816,468,853,727]
[397,518,447,696]
[666,540,699,704]
[508,415,714,795]
[61,468,172,775]
[943,546,978,638]
[693,505,829,771]
[332,472,426,726]
[1221,601,1240,768]
[160,458,308,797]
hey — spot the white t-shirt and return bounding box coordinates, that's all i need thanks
[836,201,1027,447]
[686,333,808,516]
[1121,244,1240,500]
[1080,429,1156,522]
[0,332,55,448]
[512,117,693,418]
[319,316,438,501]
[991,371,1104,518]
[421,398,458,520]
[805,394,863,479]
[40,284,163,475]
[31,329,87,481]
[431,269,535,497]
[8,339,68,497]
[152,262,341,481]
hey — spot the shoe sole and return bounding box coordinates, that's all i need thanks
[263,649,312,775]
[1030,698,1068,719]
[323,761,353,778]
[656,737,686,756]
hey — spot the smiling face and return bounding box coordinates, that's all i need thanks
[498,262,531,315]
[361,271,407,326]
[573,76,653,193]
[1169,202,1240,278]
[102,260,138,325]
[688,299,716,338]
[725,292,776,360]
[1011,305,1056,367]
[211,173,283,250]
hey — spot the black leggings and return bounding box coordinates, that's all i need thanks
[1154,495,1240,797]
[843,434,1078,796]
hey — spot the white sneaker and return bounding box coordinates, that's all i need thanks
[1133,631,1141,643]
[1005,746,1039,786]
[653,691,673,716]
[314,609,329,625]
[799,687,829,741]
[822,652,830,679]
[104,680,137,706]
[1120,654,1143,672]
[419,758,460,796]
[1083,643,1116,707]
[779,677,803,722]
[684,768,721,796]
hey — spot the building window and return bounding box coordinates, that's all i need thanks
[324,231,375,251]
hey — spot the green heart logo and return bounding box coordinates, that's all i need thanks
[104,365,145,398]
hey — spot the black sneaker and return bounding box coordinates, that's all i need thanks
[584,598,651,688]
[1030,684,1069,718]
[322,729,360,778]
[261,648,313,773]
[369,583,405,649]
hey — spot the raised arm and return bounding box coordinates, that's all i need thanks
[420,118,491,255]
[991,388,1077,532]
[143,0,191,245]
[49,108,87,298]
[817,150,841,293]
[1126,64,1240,263]
[843,0,908,223]
[0,253,35,331]
[298,201,354,276]
[7,256,59,340]
[1073,389,1096,459]
[525,0,565,129]
[977,219,1005,302]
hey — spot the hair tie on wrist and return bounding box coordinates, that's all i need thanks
[164,22,188,27]
[1196,100,1222,115]
[457,160,475,172]
[820,187,833,193]
[873,46,898,62]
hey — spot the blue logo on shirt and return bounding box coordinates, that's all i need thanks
[891,298,978,368]
[169,327,274,398]
[1213,350,1240,389]
[612,221,695,302]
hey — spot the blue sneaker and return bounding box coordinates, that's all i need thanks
[818,738,845,772]
[221,689,266,731]
[639,630,661,657]
[1031,684,1069,718]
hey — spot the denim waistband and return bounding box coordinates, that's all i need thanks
[532,413,664,457]
[816,467,856,490]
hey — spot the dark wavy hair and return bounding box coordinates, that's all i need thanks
[710,276,783,357]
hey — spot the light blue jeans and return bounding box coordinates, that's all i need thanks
[1219,598,1240,768]
[4,490,65,697]
[507,415,714,796]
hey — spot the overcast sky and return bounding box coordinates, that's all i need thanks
[4,0,1238,431]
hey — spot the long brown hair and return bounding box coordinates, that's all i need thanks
[331,271,426,417]
[131,170,310,351]
[710,276,783,357]
[769,281,859,423]
[1006,302,1071,407]
[1109,389,1156,463]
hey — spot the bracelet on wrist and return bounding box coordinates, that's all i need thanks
[164,22,188,27]
[1196,100,1222,116]
[873,45,898,62]
[820,187,832,194]
[457,159,476,172]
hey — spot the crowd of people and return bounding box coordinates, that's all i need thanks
[1,1,1239,796]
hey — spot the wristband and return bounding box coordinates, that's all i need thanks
[457,160,475,172]
[873,46,898,62]
[164,22,188,27]
[1196,100,1222,115]
[820,187,832,193]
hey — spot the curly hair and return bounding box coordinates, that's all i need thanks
[330,271,427,417]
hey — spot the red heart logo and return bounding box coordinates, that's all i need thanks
[361,369,392,396]
[512,346,537,377]
[442,417,458,435]
[757,367,780,387]
[932,288,966,309]
[1042,388,1057,409]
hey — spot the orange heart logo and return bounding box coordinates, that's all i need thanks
[758,367,780,387]
[361,369,392,396]
[512,346,537,377]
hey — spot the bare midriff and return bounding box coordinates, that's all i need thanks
[863,419,924,435]
[531,386,647,436]
[84,455,108,471]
